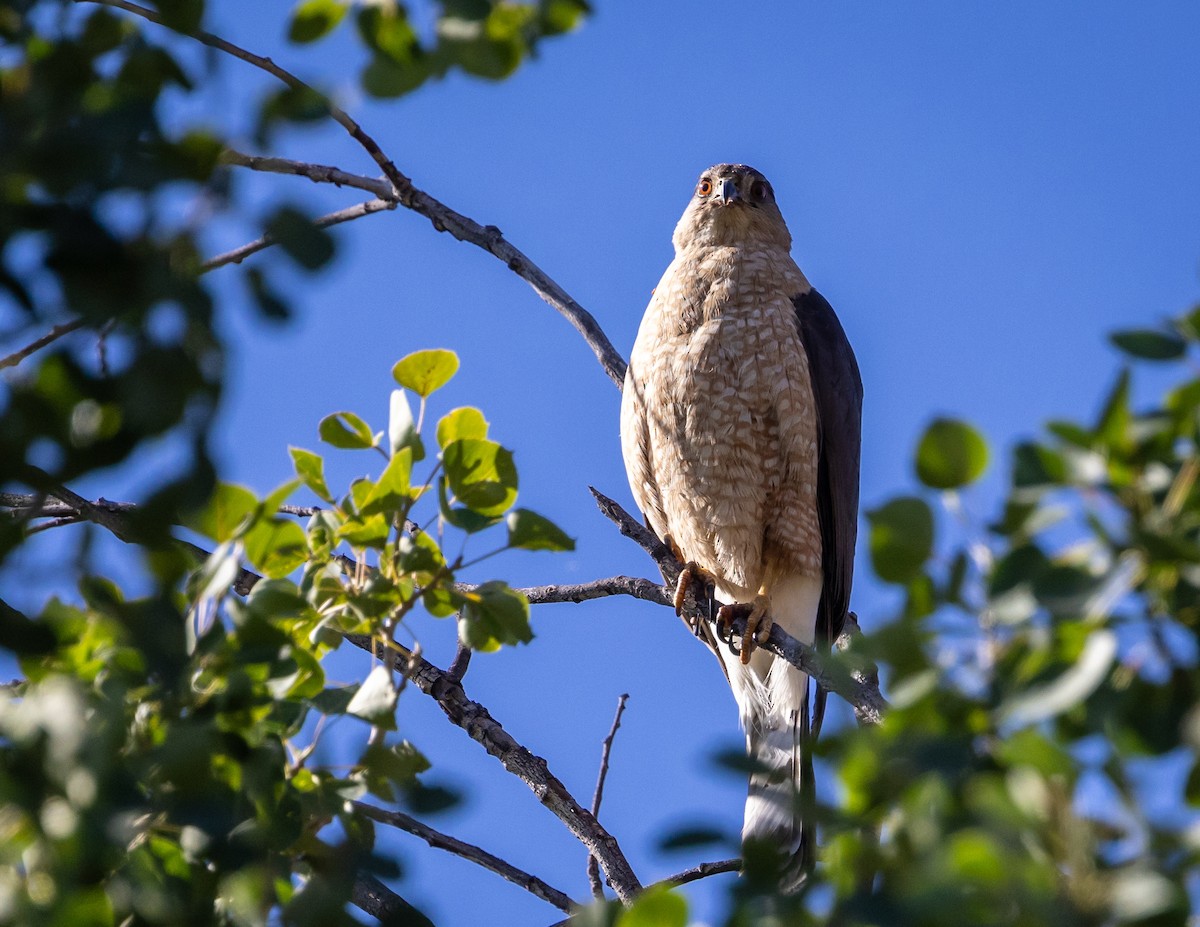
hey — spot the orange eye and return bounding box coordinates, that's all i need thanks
[697,179,713,196]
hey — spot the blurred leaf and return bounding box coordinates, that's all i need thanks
[187,482,258,542]
[264,206,335,271]
[506,508,574,552]
[1110,328,1187,361]
[319,411,375,450]
[867,496,934,584]
[288,0,348,43]
[916,417,989,489]
[436,406,488,448]
[388,389,423,460]
[1012,442,1067,489]
[245,267,290,321]
[1000,629,1117,727]
[244,518,308,579]
[290,447,333,503]
[657,826,728,852]
[615,885,686,927]
[392,349,459,398]
[346,664,398,728]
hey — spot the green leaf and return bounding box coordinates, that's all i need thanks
[1012,442,1066,489]
[867,496,934,584]
[290,447,333,502]
[916,417,989,489]
[1110,328,1187,361]
[392,349,459,398]
[999,629,1117,727]
[264,206,336,271]
[360,448,413,516]
[186,483,258,542]
[1096,368,1132,453]
[361,55,430,98]
[442,437,518,516]
[319,411,376,450]
[506,508,575,552]
[244,519,308,579]
[616,885,687,927]
[436,406,488,448]
[346,664,398,728]
[458,582,531,651]
[288,0,348,43]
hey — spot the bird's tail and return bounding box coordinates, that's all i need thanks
[715,574,821,893]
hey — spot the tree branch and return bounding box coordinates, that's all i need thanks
[587,693,629,898]
[220,148,395,200]
[344,634,643,902]
[0,319,87,371]
[350,873,434,927]
[201,197,396,272]
[354,802,577,913]
[588,487,887,726]
[84,0,628,387]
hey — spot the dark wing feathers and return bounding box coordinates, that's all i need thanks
[792,287,863,647]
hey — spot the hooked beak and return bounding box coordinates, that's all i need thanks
[717,178,741,206]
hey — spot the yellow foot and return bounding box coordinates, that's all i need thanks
[718,593,772,665]
[664,535,716,635]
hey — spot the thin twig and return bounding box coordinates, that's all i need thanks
[201,197,396,272]
[350,873,433,927]
[354,802,577,913]
[0,319,86,370]
[587,693,629,899]
[221,148,394,199]
[344,633,643,902]
[85,0,627,385]
[658,857,742,888]
[589,486,887,726]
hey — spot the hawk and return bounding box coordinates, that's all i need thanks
[619,164,862,886]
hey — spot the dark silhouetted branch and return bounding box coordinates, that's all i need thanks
[343,633,643,902]
[587,693,629,898]
[351,873,434,927]
[0,319,87,370]
[221,149,394,199]
[201,197,396,272]
[354,802,577,913]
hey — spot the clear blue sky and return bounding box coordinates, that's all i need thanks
[14,2,1200,925]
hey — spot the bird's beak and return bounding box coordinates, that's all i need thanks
[717,178,741,206]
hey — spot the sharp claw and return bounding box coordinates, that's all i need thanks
[737,594,772,665]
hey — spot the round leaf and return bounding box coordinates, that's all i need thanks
[916,417,989,489]
[392,349,459,398]
[867,496,934,584]
[436,406,488,448]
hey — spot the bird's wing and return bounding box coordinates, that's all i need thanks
[792,287,862,647]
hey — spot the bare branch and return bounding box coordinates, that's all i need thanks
[513,577,671,608]
[0,319,87,371]
[354,802,577,913]
[83,0,628,386]
[350,873,433,927]
[589,487,887,726]
[201,197,396,272]
[659,857,741,888]
[587,693,629,899]
[344,633,643,902]
[221,148,394,200]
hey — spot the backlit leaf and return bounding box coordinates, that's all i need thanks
[392,349,459,398]
[916,417,989,489]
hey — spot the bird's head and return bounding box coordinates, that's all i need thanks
[672,164,792,253]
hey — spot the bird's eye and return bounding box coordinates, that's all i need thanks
[750,180,769,202]
[697,178,713,196]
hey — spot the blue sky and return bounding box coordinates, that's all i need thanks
[11,2,1200,925]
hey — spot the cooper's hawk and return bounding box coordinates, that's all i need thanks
[620,164,862,886]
